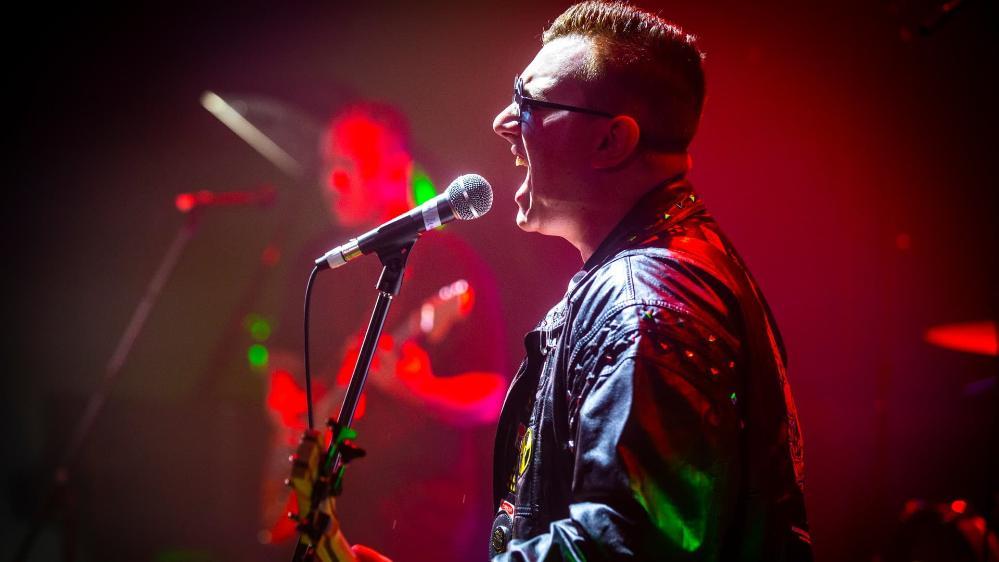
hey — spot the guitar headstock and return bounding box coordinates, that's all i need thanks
[287,425,362,562]
[288,429,322,517]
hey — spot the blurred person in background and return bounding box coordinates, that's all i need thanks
[260,101,507,562]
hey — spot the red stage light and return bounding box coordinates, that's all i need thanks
[260,244,281,267]
[924,321,998,356]
[175,193,196,213]
[894,232,912,251]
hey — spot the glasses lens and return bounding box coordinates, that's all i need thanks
[513,76,523,119]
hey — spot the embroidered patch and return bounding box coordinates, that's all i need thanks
[500,500,515,518]
[508,424,528,493]
[518,427,534,477]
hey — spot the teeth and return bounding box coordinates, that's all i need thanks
[515,156,527,168]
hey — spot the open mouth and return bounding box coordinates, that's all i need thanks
[509,144,532,220]
[513,152,530,210]
[511,144,528,169]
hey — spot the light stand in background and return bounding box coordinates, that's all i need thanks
[12,187,275,562]
[13,213,198,562]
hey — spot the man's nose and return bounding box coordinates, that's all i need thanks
[492,102,520,143]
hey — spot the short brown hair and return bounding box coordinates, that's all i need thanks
[543,1,705,152]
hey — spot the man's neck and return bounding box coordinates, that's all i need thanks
[570,158,689,263]
[572,202,635,263]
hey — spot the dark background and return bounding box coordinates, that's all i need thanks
[3,1,997,560]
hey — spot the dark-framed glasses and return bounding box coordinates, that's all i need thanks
[513,75,615,123]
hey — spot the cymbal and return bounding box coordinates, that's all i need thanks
[923,321,998,356]
[201,91,323,180]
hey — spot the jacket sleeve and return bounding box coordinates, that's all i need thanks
[492,307,742,561]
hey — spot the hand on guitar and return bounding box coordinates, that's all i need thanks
[276,278,503,428]
[350,544,392,562]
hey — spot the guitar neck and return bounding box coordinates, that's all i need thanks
[388,312,420,347]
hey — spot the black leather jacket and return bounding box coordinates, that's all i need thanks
[489,180,813,561]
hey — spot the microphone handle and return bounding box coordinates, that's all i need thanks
[317,194,456,270]
[356,196,455,255]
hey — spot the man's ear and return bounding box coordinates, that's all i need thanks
[592,115,641,169]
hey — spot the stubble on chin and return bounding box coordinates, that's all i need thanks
[515,212,532,232]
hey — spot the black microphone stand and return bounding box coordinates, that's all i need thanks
[291,239,416,562]
[13,212,201,562]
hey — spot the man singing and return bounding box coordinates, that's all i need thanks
[486,1,812,560]
[345,2,812,560]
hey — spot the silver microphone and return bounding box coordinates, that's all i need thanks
[315,174,493,271]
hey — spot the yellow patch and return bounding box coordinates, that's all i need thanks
[518,427,534,476]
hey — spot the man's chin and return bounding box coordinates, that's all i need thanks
[516,209,537,232]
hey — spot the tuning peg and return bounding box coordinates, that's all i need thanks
[326,419,358,443]
[340,441,367,463]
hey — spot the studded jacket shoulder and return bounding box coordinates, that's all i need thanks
[489,181,812,561]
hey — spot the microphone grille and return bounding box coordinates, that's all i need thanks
[446,174,493,221]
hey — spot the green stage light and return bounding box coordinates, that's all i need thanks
[411,168,437,206]
[248,344,269,369]
[245,313,272,341]
[250,318,271,341]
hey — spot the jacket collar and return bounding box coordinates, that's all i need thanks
[526,177,705,349]
[582,175,705,273]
